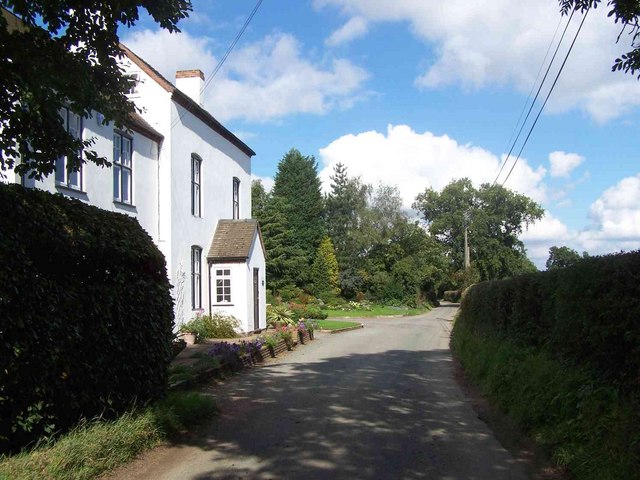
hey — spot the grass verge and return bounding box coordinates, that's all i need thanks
[325,305,430,318]
[0,391,217,480]
[315,319,361,330]
[451,320,640,480]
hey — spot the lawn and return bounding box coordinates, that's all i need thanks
[315,319,361,330]
[325,305,431,318]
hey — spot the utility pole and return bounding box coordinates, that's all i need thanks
[463,211,470,270]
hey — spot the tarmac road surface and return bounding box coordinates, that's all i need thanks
[107,304,528,480]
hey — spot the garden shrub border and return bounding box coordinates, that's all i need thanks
[453,249,640,479]
[0,184,174,454]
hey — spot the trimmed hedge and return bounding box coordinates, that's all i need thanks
[0,184,174,453]
[457,250,640,389]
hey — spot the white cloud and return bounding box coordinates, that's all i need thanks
[124,29,216,78]
[317,124,547,210]
[582,174,640,244]
[549,151,584,178]
[326,16,369,46]
[251,174,274,192]
[314,0,640,122]
[522,174,640,267]
[122,30,369,122]
[521,213,573,267]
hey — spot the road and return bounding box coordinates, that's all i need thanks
[110,304,528,479]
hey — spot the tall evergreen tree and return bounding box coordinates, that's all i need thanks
[271,148,326,261]
[325,163,369,272]
[260,196,307,292]
[251,179,269,221]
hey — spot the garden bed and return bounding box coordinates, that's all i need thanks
[169,330,313,391]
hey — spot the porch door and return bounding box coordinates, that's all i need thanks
[253,268,260,330]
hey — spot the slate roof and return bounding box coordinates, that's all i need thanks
[119,43,255,158]
[207,219,264,263]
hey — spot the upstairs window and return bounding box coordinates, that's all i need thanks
[191,155,201,217]
[55,107,83,190]
[215,268,231,303]
[113,133,132,204]
[233,177,240,219]
[191,246,202,310]
[124,72,140,96]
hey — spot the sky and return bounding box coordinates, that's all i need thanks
[122,0,640,268]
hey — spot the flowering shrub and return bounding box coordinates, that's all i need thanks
[180,312,241,340]
[275,325,295,348]
[208,338,265,367]
[261,334,280,349]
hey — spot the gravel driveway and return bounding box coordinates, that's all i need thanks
[107,304,528,480]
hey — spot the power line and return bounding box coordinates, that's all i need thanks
[501,7,590,187]
[201,0,264,95]
[492,7,577,186]
[170,0,264,131]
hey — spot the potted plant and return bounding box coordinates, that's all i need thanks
[278,325,294,350]
[263,334,280,357]
[297,319,307,344]
[178,323,197,345]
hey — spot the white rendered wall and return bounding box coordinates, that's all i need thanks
[245,237,267,330]
[14,111,159,243]
[210,262,249,332]
[120,59,174,275]
[168,101,252,328]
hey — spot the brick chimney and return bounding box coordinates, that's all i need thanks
[175,69,205,106]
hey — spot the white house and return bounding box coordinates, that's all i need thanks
[5,44,267,333]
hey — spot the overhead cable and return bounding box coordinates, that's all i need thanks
[501,7,590,187]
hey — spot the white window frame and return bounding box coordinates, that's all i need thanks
[113,132,133,204]
[232,177,240,219]
[191,246,202,310]
[215,268,232,304]
[191,155,201,217]
[124,72,140,96]
[55,107,83,190]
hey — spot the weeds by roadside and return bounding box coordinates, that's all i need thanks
[0,392,217,480]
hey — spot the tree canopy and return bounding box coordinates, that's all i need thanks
[413,178,543,281]
[560,0,640,78]
[546,245,586,270]
[0,0,192,179]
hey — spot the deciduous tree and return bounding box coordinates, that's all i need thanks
[546,245,583,270]
[560,0,640,78]
[0,1,191,179]
[413,179,543,282]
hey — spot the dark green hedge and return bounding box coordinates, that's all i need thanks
[458,251,640,389]
[0,184,174,453]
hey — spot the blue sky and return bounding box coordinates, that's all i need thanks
[124,0,640,267]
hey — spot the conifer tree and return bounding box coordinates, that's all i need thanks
[271,148,326,263]
[310,236,340,299]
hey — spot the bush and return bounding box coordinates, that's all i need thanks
[0,184,174,453]
[289,302,328,320]
[443,290,461,302]
[266,304,295,327]
[180,312,240,340]
[452,318,640,480]
[458,250,640,387]
[278,285,303,302]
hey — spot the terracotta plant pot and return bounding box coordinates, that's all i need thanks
[178,332,197,346]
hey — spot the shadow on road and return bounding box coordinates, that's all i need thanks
[163,344,523,480]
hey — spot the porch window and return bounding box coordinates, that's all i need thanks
[191,246,202,309]
[216,268,231,303]
[55,107,83,190]
[113,132,132,204]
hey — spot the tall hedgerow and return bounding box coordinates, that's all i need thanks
[0,184,174,453]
